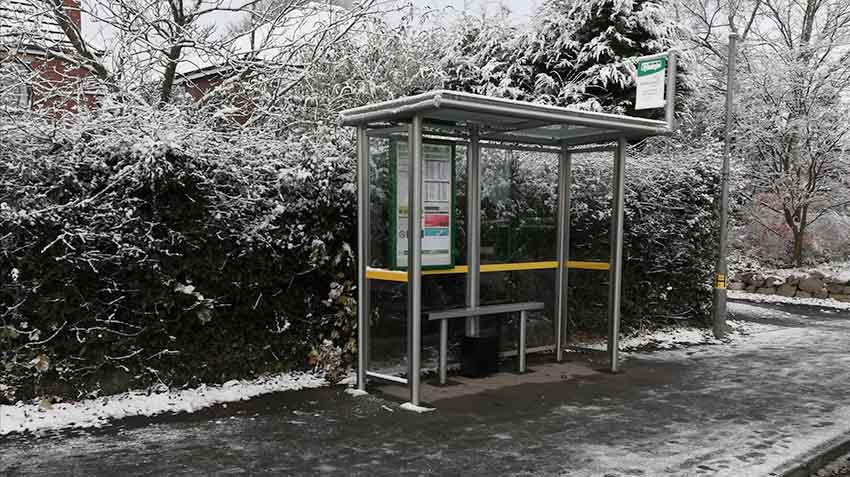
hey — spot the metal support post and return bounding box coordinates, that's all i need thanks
[519,311,527,373]
[466,125,481,337]
[439,320,448,385]
[607,137,626,373]
[712,34,737,338]
[554,145,572,362]
[356,127,370,391]
[665,50,677,130]
[408,116,424,406]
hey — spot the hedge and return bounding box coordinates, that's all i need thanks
[1,110,357,403]
[1,107,720,403]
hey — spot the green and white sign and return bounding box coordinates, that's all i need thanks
[635,56,667,110]
[389,140,455,270]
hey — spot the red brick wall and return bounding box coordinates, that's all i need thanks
[27,55,97,113]
[63,0,81,30]
[184,76,220,101]
[183,75,252,124]
[21,0,96,114]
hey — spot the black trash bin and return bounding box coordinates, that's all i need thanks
[461,330,500,377]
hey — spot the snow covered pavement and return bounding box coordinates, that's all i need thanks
[2,300,850,476]
[729,289,850,311]
[0,373,327,436]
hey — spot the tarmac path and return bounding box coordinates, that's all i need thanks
[2,300,850,476]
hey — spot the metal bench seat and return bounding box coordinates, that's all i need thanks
[428,301,545,384]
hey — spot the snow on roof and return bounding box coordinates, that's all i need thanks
[176,2,349,81]
[0,0,74,52]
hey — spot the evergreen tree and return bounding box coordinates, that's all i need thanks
[526,0,683,113]
[441,15,533,100]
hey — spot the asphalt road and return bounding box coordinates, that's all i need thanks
[2,300,850,476]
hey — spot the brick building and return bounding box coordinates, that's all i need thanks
[0,0,98,113]
[175,0,352,114]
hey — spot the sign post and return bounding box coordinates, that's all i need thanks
[712,34,737,338]
[635,57,668,110]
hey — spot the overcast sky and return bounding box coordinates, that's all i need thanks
[418,0,538,21]
[81,0,540,48]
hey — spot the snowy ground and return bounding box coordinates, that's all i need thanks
[3,301,850,476]
[2,321,752,437]
[580,319,766,352]
[0,372,326,436]
[753,260,850,283]
[0,311,786,438]
[730,289,850,310]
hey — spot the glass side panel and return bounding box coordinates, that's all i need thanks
[479,147,559,264]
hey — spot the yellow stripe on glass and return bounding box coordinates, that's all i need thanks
[366,260,610,282]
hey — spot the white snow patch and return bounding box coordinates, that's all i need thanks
[577,319,765,352]
[399,402,435,413]
[344,388,369,397]
[751,260,850,283]
[315,464,338,473]
[0,372,326,436]
[729,290,850,310]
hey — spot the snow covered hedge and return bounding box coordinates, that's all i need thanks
[0,108,358,403]
[569,143,721,329]
[0,106,719,403]
[487,141,721,332]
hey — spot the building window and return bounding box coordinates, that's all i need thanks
[0,62,31,110]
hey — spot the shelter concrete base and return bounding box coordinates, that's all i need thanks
[375,358,599,404]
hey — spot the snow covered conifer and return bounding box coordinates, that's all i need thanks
[441,14,533,100]
[525,0,683,112]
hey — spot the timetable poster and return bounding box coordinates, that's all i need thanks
[392,141,454,269]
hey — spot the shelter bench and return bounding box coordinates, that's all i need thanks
[427,301,545,385]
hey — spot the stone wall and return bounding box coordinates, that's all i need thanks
[729,270,850,303]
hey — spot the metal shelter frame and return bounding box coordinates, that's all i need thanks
[341,52,677,408]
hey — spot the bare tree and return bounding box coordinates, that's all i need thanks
[736,0,850,266]
[683,0,850,266]
[7,0,379,111]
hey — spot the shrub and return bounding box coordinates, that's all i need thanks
[1,102,720,403]
[0,109,357,403]
[470,142,721,333]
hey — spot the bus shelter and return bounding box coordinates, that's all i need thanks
[340,52,677,409]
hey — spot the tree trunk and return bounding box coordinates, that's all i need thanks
[784,206,807,267]
[792,230,804,267]
[159,44,183,106]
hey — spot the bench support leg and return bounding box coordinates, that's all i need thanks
[439,319,448,385]
[519,311,527,373]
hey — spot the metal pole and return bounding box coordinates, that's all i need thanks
[408,115,424,406]
[519,310,527,373]
[356,127,370,391]
[711,34,737,339]
[466,125,481,337]
[554,145,572,362]
[439,320,448,385]
[665,50,677,130]
[608,137,626,373]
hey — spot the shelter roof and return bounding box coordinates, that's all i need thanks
[339,90,672,146]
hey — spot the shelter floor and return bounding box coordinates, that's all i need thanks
[374,352,604,404]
